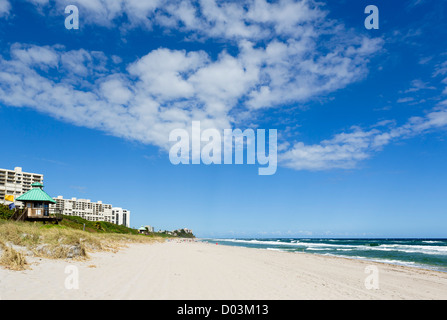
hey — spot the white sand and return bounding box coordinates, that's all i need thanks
[1,240,446,300]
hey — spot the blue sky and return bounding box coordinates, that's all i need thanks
[1,0,447,238]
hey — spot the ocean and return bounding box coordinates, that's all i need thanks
[200,238,447,272]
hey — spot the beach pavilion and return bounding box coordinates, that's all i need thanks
[15,182,62,223]
[138,226,148,235]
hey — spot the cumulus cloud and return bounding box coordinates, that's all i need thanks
[404,79,436,93]
[0,0,11,17]
[24,0,324,39]
[5,40,446,173]
[0,44,235,150]
[8,0,437,172]
[280,106,447,170]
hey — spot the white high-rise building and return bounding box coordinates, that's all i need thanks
[50,196,114,222]
[1,167,131,227]
[0,167,44,207]
[50,196,131,227]
[112,207,131,227]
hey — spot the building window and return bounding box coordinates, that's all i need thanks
[34,202,43,209]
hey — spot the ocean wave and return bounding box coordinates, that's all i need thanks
[322,254,419,268]
[213,239,363,250]
[202,238,447,272]
[374,244,447,255]
[204,238,447,256]
[206,238,307,247]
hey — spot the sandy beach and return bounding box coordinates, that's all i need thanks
[1,239,446,300]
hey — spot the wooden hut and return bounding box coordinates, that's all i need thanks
[15,182,61,223]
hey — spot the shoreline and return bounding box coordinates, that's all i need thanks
[199,238,447,274]
[227,245,447,275]
[210,241,447,279]
[1,239,447,300]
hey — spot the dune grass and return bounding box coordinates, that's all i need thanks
[0,219,164,270]
[0,241,28,271]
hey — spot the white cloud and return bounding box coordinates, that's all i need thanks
[99,76,133,105]
[18,0,383,113]
[2,0,420,173]
[11,44,60,68]
[404,79,436,93]
[0,44,235,151]
[128,48,208,100]
[60,49,92,77]
[280,128,378,170]
[245,36,383,109]
[4,40,442,173]
[280,106,447,171]
[189,51,259,114]
[0,0,11,17]
[397,97,415,103]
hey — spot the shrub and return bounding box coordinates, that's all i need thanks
[0,204,14,220]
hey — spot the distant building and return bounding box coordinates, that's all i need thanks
[145,225,155,232]
[50,196,113,222]
[1,167,131,227]
[50,196,130,227]
[138,226,148,234]
[112,207,131,227]
[0,167,44,207]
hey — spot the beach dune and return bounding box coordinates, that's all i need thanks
[1,240,446,300]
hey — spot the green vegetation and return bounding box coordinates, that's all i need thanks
[172,229,195,238]
[1,208,195,238]
[0,209,194,270]
[60,215,187,238]
[60,215,140,234]
[0,218,169,270]
[0,214,168,271]
[0,204,14,220]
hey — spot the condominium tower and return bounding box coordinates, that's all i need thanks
[0,167,43,207]
[50,196,130,227]
[1,167,131,227]
[112,207,131,228]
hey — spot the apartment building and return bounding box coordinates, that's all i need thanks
[0,167,44,207]
[50,196,131,227]
[1,166,131,227]
[50,196,114,222]
[112,207,131,228]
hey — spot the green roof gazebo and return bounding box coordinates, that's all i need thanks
[16,182,60,223]
[138,226,148,234]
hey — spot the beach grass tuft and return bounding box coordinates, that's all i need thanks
[0,242,28,271]
[0,219,164,269]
